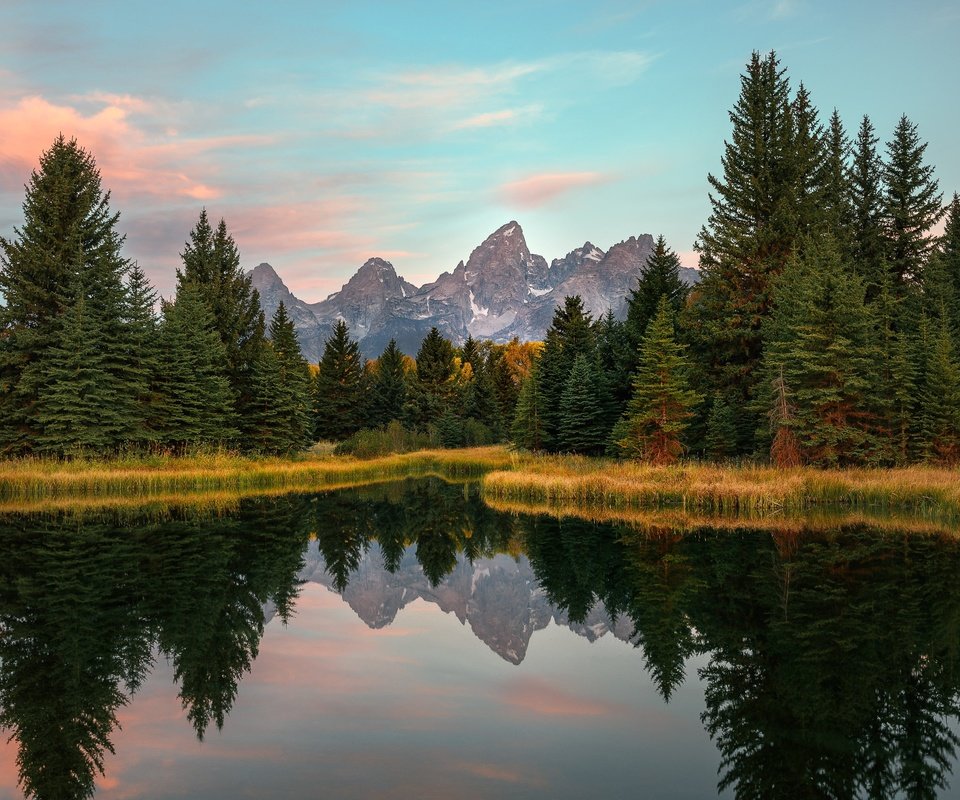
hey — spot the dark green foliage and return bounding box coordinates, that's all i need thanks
[367,339,408,427]
[850,115,888,300]
[537,296,596,450]
[704,394,738,461]
[405,327,455,430]
[0,136,132,455]
[689,52,808,444]
[123,263,161,445]
[463,349,502,435]
[625,235,689,356]
[883,115,945,289]
[558,354,606,454]
[244,344,287,453]
[613,299,701,463]
[760,237,878,466]
[155,285,238,449]
[177,211,267,442]
[920,318,960,464]
[511,367,545,451]
[266,302,313,451]
[315,320,365,440]
[821,110,854,247]
[334,420,434,458]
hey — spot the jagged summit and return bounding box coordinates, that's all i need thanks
[249,221,700,361]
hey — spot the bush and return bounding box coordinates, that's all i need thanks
[334,420,434,458]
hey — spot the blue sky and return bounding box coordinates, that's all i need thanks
[1,0,957,299]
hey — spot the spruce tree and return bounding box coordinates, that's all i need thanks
[760,237,878,467]
[537,296,596,451]
[789,83,827,239]
[820,110,854,248]
[267,302,313,451]
[558,354,606,455]
[155,285,238,450]
[511,367,545,451]
[614,299,701,463]
[122,263,162,447]
[405,327,455,430]
[368,339,408,428]
[689,51,803,446]
[315,320,365,440]
[704,394,739,462]
[245,344,287,453]
[920,318,960,464]
[0,136,131,455]
[883,115,945,289]
[625,235,689,353]
[850,116,888,300]
[177,211,267,441]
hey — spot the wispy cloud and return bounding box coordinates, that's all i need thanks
[500,171,612,208]
[451,105,542,131]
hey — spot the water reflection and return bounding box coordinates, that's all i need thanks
[1,479,960,798]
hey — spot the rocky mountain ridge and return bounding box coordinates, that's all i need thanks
[250,221,699,361]
[264,540,635,665]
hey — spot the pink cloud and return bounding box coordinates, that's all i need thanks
[500,171,611,208]
[500,676,626,718]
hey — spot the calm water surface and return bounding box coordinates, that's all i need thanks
[1,478,959,799]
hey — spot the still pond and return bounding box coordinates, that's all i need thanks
[1,478,959,799]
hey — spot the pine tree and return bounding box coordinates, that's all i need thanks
[245,343,287,453]
[368,339,408,428]
[122,263,161,447]
[511,367,545,451]
[537,296,596,451]
[920,318,960,464]
[405,327,454,430]
[558,354,606,454]
[850,116,888,300]
[883,115,945,289]
[924,195,960,343]
[0,136,131,454]
[155,284,238,450]
[688,52,804,446]
[267,303,313,451]
[704,394,739,462]
[789,83,827,239]
[315,320,365,440]
[614,299,701,463]
[625,235,690,354]
[760,237,878,467]
[32,294,117,455]
[177,211,267,442]
[820,110,854,248]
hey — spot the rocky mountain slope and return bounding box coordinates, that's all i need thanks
[265,540,636,665]
[250,222,699,361]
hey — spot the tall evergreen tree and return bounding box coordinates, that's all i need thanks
[920,318,960,464]
[368,339,408,428]
[537,296,596,451]
[405,327,455,430]
[688,51,804,447]
[850,116,888,300]
[315,320,364,440]
[0,136,131,455]
[122,263,162,446]
[625,235,689,366]
[759,237,878,466]
[245,344,287,453]
[558,354,607,455]
[177,211,266,441]
[614,299,701,463]
[820,110,854,247]
[883,115,945,289]
[155,285,238,450]
[511,366,545,451]
[267,302,313,451]
[704,393,739,462]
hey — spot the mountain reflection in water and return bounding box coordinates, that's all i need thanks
[1,477,960,799]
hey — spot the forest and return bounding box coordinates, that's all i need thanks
[1,50,958,469]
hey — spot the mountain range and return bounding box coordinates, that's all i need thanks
[250,221,700,361]
[264,540,636,665]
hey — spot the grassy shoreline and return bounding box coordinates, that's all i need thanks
[1,446,959,523]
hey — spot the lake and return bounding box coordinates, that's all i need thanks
[1,477,959,799]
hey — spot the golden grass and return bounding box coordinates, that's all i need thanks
[482,455,960,522]
[0,446,511,512]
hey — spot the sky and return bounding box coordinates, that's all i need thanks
[1,0,958,301]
